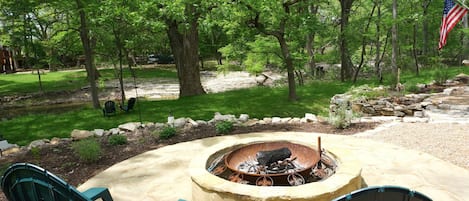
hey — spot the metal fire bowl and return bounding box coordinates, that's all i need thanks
[224,141,320,177]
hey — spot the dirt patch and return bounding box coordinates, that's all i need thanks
[0,122,377,200]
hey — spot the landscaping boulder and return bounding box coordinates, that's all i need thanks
[212,112,236,123]
[0,140,17,154]
[93,129,105,137]
[239,114,249,122]
[173,118,187,128]
[272,117,282,124]
[196,120,208,126]
[28,139,49,149]
[118,122,141,132]
[71,129,94,140]
[454,73,469,84]
[462,60,469,66]
[304,113,318,122]
[187,118,199,127]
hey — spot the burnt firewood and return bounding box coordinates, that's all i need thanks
[256,147,292,166]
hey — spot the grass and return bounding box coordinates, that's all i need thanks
[1,65,468,146]
[1,81,350,146]
[0,67,177,96]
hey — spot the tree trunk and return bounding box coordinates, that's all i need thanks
[166,18,206,97]
[375,0,382,83]
[76,0,100,109]
[353,2,376,83]
[413,24,419,76]
[113,25,126,106]
[306,5,318,78]
[422,0,431,62]
[391,0,399,87]
[277,33,297,101]
[463,15,469,59]
[339,0,354,82]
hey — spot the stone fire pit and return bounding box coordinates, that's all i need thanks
[189,139,362,201]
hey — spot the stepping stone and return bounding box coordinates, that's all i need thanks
[0,140,16,152]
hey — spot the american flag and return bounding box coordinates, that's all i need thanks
[438,0,468,49]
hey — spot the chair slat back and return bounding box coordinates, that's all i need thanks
[127,98,136,110]
[332,186,432,201]
[1,163,89,201]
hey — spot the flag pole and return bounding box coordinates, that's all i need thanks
[456,0,469,10]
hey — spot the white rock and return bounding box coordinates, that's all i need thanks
[289,118,301,124]
[118,122,141,132]
[280,117,292,123]
[244,119,259,126]
[0,140,16,151]
[71,129,94,140]
[271,117,282,124]
[304,113,318,122]
[196,120,208,125]
[93,129,105,137]
[109,128,120,135]
[443,88,453,96]
[187,118,199,127]
[462,60,469,66]
[28,139,49,149]
[300,118,307,123]
[173,118,187,128]
[413,111,425,118]
[50,137,62,145]
[262,118,272,124]
[213,112,236,122]
[239,114,249,122]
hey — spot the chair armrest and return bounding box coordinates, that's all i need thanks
[81,187,114,201]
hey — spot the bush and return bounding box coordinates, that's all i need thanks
[30,147,41,160]
[0,163,12,176]
[159,126,176,139]
[328,101,354,129]
[215,121,234,134]
[405,84,420,93]
[108,134,128,145]
[72,138,101,163]
[432,65,450,85]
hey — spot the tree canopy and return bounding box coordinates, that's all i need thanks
[1,0,467,102]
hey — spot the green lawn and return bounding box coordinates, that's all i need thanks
[0,67,177,96]
[1,65,468,146]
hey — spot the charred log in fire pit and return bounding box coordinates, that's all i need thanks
[256,147,292,166]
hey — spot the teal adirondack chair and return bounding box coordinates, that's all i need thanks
[332,185,432,201]
[1,163,113,201]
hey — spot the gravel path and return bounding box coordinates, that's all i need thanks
[355,122,469,170]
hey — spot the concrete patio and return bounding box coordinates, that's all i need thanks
[78,131,469,201]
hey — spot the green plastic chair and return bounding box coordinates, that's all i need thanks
[102,100,117,117]
[332,185,432,201]
[1,163,113,201]
[120,97,136,112]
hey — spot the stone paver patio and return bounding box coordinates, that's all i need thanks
[78,131,469,201]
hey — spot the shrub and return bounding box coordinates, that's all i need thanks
[30,147,41,160]
[215,121,234,134]
[159,126,176,139]
[405,84,420,93]
[108,134,128,145]
[0,163,12,176]
[72,138,101,163]
[328,101,354,129]
[433,67,450,85]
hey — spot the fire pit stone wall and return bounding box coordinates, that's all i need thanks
[190,138,362,201]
